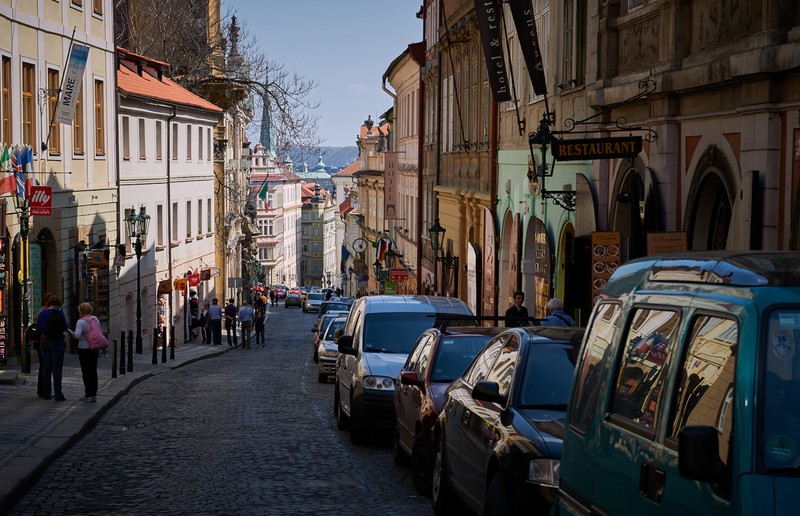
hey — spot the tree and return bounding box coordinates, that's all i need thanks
[114,0,322,154]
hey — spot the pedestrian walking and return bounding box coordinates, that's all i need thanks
[254,308,266,347]
[540,298,576,327]
[225,298,238,347]
[208,298,223,345]
[67,302,100,402]
[269,289,276,307]
[35,296,69,401]
[238,300,255,349]
[504,291,529,328]
[199,301,211,344]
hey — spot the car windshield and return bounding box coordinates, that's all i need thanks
[762,309,800,472]
[517,343,578,408]
[323,319,346,341]
[431,335,492,382]
[322,302,349,313]
[308,293,324,301]
[363,313,446,354]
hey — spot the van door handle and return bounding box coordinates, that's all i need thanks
[639,461,665,503]
[462,409,472,426]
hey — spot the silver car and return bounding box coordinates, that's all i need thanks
[317,316,347,383]
[304,292,326,313]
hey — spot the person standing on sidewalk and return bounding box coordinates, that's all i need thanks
[238,300,255,349]
[254,308,266,347]
[67,302,100,402]
[208,298,223,345]
[224,298,238,347]
[35,296,69,401]
[31,292,54,398]
[199,301,211,344]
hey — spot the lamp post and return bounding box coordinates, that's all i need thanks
[428,218,459,297]
[14,191,31,373]
[125,206,150,354]
[372,259,383,294]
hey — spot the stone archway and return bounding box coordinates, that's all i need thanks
[609,158,659,261]
[684,145,738,250]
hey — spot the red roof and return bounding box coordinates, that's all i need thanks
[339,197,353,217]
[117,48,222,113]
[334,161,358,176]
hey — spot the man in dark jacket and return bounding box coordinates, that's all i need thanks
[504,291,529,328]
[224,298,238,347]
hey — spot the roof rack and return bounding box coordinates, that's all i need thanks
[429,314,546,333]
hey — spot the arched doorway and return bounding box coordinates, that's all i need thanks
[34,228,57,303]
[609,159,659,262]
[689,173,732,250]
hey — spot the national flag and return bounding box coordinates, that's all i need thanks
[0,146,10,172]
[257,180,270,207]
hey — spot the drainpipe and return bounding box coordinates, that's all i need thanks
[166,105,177,340]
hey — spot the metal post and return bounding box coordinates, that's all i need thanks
[162,326,169,363]
[119,332,126,375]
[170,326,175,360]
[20,207,30,373]
[135,241,142,354]
[152,328,158,365]
[111,339,117,378]
[127,329,133,372]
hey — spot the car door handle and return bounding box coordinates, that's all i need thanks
[462,409,472,426]
[639,461,666,503]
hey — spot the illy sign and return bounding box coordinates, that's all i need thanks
[29,186,53,216]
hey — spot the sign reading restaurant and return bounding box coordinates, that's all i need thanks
[551,136,642,161]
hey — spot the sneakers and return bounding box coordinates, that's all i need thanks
[80,396,97,402]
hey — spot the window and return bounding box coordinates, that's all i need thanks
[92,0,102,15]
[171,123,178,160]
[155,121,162,160]
[570,303,622,433]
[611,308,681,432]
[121,116,130,159]
[207,198,212,233]
[94,79,105,155]
[186,201,192,238]
[562,0,586,88]
[2,56,10,144]
[72,87,83,154]
[197,200,203,235]
[172,202,178,242]
[198,126,203,161]
[22,63,36,147]
[47,69,60,154]
[207,128,212,161]
[156,204,164,247]
[186,124,192,160]
[124,206,134,254]
[72,0,83,6]
[138,118,146,159]
[669,315,737,464]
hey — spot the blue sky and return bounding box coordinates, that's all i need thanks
[228,1,422,148]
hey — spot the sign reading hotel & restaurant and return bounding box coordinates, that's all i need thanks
[552,136,642,161]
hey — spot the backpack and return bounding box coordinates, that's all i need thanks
[83,315,109,350]
[44,310,65,339]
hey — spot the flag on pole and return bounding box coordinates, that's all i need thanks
[0,146,13,195]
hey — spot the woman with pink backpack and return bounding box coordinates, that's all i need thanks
[68,302,108,402]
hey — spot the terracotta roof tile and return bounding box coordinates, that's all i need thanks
[334,161,358,176]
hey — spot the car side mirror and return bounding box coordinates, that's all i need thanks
[472,381,506,405]
[311,328,318,333]
[400,371,422,387]
[678,425,724,483]
[337,334,356,355]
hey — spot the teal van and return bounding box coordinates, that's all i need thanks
[557,252,800,515]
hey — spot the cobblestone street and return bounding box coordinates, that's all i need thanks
[9,305,434,515]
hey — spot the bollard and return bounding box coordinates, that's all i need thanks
[119,332,126,375]
[127,329,134,372]
[170,325,176,360]
[152,328,159,365]
[162,326,169,363]
[111,339,117,378]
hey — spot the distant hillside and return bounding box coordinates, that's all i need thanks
[290,146,358,171]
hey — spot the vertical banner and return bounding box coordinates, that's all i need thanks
[508,214,520,307]
[508,0,548,96]
[384,152,399,219]
[54,43,90,125]
[467,243,479,316]
[473,0,512,102]
[482,208,496,318]
[532,218,551,318]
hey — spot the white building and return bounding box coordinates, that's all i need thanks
[117,47,221,343]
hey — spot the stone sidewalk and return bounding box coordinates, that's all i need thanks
[0,317,268,513]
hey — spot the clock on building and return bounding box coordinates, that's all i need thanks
[353,238,367,253]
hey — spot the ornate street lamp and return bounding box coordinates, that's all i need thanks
[125,206,150,354]
[13,189,31,373]
[427,218,459,296]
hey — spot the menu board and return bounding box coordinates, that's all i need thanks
[646,231,688,256]
[591,232,621,299]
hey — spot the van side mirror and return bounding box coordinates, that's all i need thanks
[472,381,506,405]
[337,334,356,355]
[678,425,724,483]
[400,371,422,387]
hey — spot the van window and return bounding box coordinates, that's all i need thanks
[611,308,681,431]
[570,302,622,433]
[669,315,738,466]
[762,309,800,471]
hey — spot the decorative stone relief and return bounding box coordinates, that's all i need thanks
[694,0,755,50]
[619,15,660,73]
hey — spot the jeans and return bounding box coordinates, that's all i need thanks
[240,321,252,348]
[210,319,222,345]
[226,324,237,346]
[255,328,264,346]
[39,337,66,398]
[78,348,99,397]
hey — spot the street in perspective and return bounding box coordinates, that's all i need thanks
[7,306,433,515]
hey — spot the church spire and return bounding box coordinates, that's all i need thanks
[260,94,276,159]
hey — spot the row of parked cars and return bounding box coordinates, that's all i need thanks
[316,251,800,515]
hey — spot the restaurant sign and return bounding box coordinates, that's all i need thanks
[551,136,642,161]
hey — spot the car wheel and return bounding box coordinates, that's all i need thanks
[392,423,410,466]
[484,472,509,516]
[317,372,327,383]
[349,390,369,445]
[334,382,349,430]
[313,350,319,363]
[411,434,432,496]
[432,435,458,513]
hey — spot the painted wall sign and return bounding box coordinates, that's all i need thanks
[552,136,643,161]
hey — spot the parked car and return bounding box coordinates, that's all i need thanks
[284,292,302,308]
[432,326,584,515]
[273,285,287,300]
[317,316,347,383]
[335,295,474,445]
[317,300,350,318]
[394,325,507,495]
[304,292,325,313]
[311,311,350,362]
[557,251,800,516]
